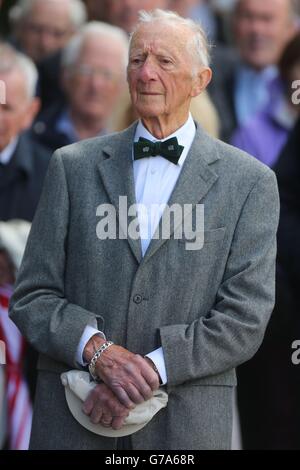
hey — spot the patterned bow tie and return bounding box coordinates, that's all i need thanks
[133,137,184,165]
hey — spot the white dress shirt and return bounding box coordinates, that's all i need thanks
[76,114,196,385]
[0,138,19,165]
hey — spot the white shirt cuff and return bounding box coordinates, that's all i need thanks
[146,347,167,385]
[76,325,106,366]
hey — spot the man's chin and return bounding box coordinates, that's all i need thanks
[79,110,106,121]
[136,107,163,120]
[243,50,272,70]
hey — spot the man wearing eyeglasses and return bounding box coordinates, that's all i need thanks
[33,22,129,152]
[10,0,87,63]
[8,0,87,113]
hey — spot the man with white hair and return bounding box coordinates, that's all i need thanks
[10,0,87,112]
[0,43,51,222]
[91,0,220,138]
[33,22,128,151]
[10,0,87,63]
[10,9,279,450]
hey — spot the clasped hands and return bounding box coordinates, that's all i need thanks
[82,336,160,430]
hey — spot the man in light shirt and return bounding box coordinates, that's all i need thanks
[10,9,279,450]
[209,0,299,141]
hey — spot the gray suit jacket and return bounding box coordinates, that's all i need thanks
[9,122,279,450]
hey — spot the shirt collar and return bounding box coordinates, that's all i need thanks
[0,137,19,165]
[134,113,196,166]
[238,64,278,81]
[56,109,79,144]
[56,109,108,143]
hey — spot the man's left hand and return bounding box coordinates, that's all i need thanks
[94,344,160,409]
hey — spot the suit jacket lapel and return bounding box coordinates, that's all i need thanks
[96,122,220,265]
[97,122,143,264]
[142,124,220,264]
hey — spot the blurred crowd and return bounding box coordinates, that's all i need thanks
[0,0,299,450]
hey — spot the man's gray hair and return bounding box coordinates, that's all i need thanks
[9,0,87,30]
[129,9,211,68]
[0,43,38,99]
[61,21,129,71]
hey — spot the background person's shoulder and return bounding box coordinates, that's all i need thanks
[214,136,276,183]
[53,122,138,167]
[54,132,118,160]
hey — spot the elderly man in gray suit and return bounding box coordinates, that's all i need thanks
[9,9,279,450]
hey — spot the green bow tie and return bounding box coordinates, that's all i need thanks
[133,137,184,165]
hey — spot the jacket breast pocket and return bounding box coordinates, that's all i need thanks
[178,226,225,251]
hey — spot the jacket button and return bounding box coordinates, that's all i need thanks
[133,294,143,304]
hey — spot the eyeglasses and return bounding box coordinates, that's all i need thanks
[25,22,70,40]
[72,64,120,83]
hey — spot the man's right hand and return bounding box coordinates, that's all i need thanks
[83,335,160,409]
[82,382,130,430]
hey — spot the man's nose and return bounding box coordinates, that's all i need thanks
[89,72,111,92]
[38,30,59,55]
[247,17,266,37]
[138,58,157,82]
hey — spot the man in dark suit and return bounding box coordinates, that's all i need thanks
[0,43,51,409]
[275,118,300,427]
[275,118,300,291]
[237,118,300,449]
[0,133,51,222]
[0,43,51,221]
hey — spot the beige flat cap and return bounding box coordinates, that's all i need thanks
[61,370,168,438]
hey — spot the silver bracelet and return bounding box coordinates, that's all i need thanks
[88,341,114,382]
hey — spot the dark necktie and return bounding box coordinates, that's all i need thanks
[133,137,184,165]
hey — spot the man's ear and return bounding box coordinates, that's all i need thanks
[191,67,212,98]
[21,97,41,131]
